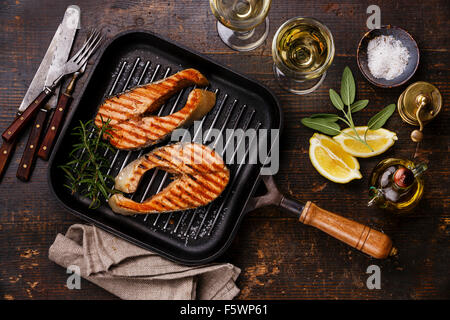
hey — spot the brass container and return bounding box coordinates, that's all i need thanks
[397,81,442,142]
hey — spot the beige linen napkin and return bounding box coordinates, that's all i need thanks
[49,224,241,300]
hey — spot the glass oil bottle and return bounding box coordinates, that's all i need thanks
[368,158,427,213]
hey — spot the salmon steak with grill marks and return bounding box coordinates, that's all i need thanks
[95,68,209,128]
[108,142,229,215]
[106,88,216,150]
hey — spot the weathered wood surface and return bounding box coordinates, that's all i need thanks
[0,0,448,300]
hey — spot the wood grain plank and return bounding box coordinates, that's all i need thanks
[0,0,448,300]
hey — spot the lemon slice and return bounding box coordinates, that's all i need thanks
[333,127,397,158]
[309,133,362,184]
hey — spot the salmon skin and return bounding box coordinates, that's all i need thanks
[94,68,215,150]
[109,143,229,215]
[107,89,215,150]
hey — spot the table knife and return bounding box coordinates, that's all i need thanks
[14,6,80,181]
[3,6,80,140]
[2,29,102,145]
[0,6,80,180]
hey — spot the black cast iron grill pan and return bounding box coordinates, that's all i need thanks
[49,30,395,265]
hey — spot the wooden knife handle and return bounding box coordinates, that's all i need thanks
[2,90,51,142]
[38,93,72,161]
[298,201,396,259]
[16,109,48,181]
[0,137,19,181]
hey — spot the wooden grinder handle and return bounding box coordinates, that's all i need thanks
[299,201,397,259]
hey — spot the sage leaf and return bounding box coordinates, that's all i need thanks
[340,66,356,106]
[310,113,340,122]
[329,89,344,110]
[367,104,396,130]
[301,117,341,136]
[351,100,369,113]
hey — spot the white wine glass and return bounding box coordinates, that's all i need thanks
[210,0,272,51]
[272,17,335,95]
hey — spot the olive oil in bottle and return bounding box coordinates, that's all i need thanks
[275,22,330,73]
[368,158,427,213]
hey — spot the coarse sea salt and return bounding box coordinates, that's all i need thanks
[367,35,410,80]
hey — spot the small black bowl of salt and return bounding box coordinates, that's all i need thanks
[357,25,419,88]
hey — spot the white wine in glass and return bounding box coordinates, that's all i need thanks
[210,0,272,51]
[272,17,335,95]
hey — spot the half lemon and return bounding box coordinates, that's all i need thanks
[333,127,397,158]
[309,133,362,184]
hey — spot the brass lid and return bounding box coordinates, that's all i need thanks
[398,81,442,126]
[397,81,442,142]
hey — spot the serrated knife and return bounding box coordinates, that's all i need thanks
[0,5,80,181]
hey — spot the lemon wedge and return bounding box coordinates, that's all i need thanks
[333,127,397,158]
[309,133,362,184]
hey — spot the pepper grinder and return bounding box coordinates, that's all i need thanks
[397,81,442,142]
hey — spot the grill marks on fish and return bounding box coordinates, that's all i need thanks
[95,70,216,150]
[94,68,215,150]
[108,143,229,215]
[95,69,209,128]
[106,89,215,150]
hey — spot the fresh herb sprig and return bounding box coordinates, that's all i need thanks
[59,118,118,209]
[301,66,396,151]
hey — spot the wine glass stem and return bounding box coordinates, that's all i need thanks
[235,28,255,40]
[216,18,269,52]
[273,65,327,95]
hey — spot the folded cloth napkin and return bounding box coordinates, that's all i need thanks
[49,224,241,300]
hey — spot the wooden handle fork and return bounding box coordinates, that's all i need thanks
[37,93,72,160]
[16,109,48,181]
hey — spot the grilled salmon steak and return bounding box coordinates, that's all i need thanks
[95,68,209,128]
[109,143,229,215]
[105,89,216,150]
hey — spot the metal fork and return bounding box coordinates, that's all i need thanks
[1,30,103,142]
[48,30,103,90]
[37,62,87,161]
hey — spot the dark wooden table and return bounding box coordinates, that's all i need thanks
[0,0,448,300]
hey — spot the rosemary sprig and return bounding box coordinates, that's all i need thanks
[59,118,119,209]
[301,66,396,152]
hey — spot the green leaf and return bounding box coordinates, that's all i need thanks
[329,89,344,110]
[97,183,108,199]
[351,100,369,113]
[310,113,340,122]
[301,117,341,136]
[367,104,396,130]
[340,66,356,106]
[60,167,75,181]
[98,170,105,183]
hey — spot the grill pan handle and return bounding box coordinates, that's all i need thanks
[247,175,397,259]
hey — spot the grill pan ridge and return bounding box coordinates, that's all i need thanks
[48,30,282,265]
